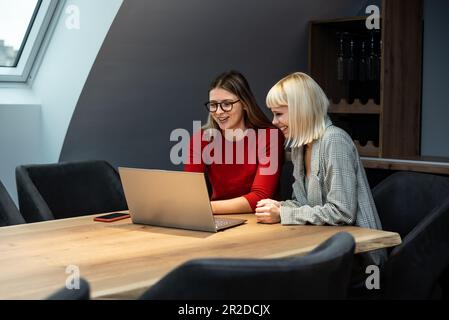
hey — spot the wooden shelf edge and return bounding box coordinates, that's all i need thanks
[310,16,370,24]
[355,140,379,157]
[328,99,381,114]
[361,157,449,175]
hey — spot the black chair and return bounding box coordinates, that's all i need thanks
[47,278,90,300]
[139,232,355,300]
[277,159,294,201]
[0,179,25,227]
[372,171,449,299]
[16,160,128,222]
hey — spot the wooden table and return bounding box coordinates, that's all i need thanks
[0,212,401,300]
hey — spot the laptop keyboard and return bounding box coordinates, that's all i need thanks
[214,217,237,229]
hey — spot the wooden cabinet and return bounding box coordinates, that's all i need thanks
[309,0,423,158]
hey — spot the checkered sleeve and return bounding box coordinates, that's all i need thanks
[280,132,358,226]
[281,191,306,208]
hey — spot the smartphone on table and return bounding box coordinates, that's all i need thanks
[94,212,130,222]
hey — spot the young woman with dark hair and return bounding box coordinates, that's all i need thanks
[185,70,284,214]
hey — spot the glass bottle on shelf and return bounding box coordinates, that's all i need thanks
[358,38,367,82]
[376,30,382,82]
[346,36,356,82]
[367,31,380,81]
[378,37,382,79]
[336,32,346,81]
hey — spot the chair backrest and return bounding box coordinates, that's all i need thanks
[16,160,128,222]
[382,197,449,299]
[0,179,25,227]
[277,159,295,201]
[139,232,355,300]
[372,171,449,239]
[372,171,449,299]
[47,278,90,300]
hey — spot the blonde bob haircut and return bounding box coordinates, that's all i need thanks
[266,72,329,148]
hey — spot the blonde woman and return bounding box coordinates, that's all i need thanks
[255,72,386,266]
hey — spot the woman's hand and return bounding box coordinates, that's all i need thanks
[255,199,281,224]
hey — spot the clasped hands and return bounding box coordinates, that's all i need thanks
[255,199,281,224]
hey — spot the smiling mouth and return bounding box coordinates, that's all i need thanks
[217,117,230,123]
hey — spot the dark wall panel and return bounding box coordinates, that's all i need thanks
[60,0,364,169]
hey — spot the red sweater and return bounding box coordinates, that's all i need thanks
[184,128,284,211]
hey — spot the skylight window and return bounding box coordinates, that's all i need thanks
[0,0,59,82]
[0,0,41,67]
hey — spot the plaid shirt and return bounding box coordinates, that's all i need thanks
[280,117,386,265]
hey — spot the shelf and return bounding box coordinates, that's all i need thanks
[285,152,449,175]
[355,140,379,157]
[328,99,380,114]
[310,1,423,159]
[361,157,449,175]
[310,16,369,25]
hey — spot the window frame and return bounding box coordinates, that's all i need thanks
[0,0,60,82]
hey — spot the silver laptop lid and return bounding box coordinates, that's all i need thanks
[118,168,218,232]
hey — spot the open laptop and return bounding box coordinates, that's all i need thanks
[118,168,247,232]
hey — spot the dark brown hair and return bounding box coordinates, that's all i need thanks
[203,70,273,130]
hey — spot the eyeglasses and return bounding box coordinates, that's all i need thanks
[204,100,240,113]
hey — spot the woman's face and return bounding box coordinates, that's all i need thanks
[209,88,246,131]
[271,105,289,137]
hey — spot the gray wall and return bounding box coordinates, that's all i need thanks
[60,0,363,168]
[0,0,122,203]
[421,0,449,157]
